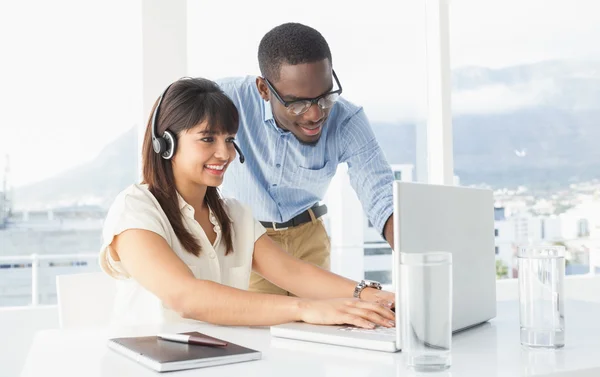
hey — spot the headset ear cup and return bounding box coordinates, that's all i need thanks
[152,137,166,155]
[161,130,176,160]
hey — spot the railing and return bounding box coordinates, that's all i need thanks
[0,253,98,306]
[2,247,388,307]
[3,249,597,306]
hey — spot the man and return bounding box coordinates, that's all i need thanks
[218,22,395,296]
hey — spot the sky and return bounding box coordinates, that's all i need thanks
[1,0,599,187]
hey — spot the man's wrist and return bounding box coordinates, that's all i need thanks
[383,215,394,245]
[354,280,382,299]
[360,287,380,301]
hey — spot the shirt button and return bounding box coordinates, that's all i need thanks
[209,253,216,259]
[276,163,281,168]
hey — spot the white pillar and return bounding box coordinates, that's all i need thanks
[138,0,188,178]
[418,0,454,185]
[324,165,365,281]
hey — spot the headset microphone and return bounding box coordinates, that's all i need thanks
[233,141,245,164]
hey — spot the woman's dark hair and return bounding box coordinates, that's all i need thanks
[141,78,239,256]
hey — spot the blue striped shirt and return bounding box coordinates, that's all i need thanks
[217,76,394,235]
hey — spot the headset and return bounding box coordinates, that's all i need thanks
[151,82,245,164]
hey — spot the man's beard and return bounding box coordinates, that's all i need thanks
[296,135,320,147]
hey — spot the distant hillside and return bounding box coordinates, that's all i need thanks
[375,59,600,189]
[11,60,600,209]
[13,127,137,210]
[373,107,600,189]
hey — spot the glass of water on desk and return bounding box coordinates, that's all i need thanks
[399,252,452,372]
[518,245,565,348]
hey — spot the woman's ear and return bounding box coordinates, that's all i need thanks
[255,77,270,102]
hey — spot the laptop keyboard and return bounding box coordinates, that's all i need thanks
[338,326,397,336]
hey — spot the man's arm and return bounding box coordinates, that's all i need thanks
[338,107,395,247]
[383,214,394,249]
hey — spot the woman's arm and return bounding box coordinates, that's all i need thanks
[113,229,302,326]
[252,234,395,305]
[113,229,393,328]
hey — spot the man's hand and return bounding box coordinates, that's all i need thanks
[298,297,395,329]
[360,287,395,311]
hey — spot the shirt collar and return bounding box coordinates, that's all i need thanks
[262,99,292,136]
[176,192,189,211]
[263,98,274,122]
[176,191,233,223]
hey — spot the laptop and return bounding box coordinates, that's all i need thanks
[270,181,497,352]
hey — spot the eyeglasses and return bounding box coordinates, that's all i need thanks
[263,70,343,116]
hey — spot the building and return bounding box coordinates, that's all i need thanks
[493,208,563,278]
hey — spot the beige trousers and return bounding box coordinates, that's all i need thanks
[249,215,331,296]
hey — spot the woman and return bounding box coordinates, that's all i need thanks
[99,77,395,328]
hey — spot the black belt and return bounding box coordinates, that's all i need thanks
[261,204,328,231]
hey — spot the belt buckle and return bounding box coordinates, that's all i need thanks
[272,222,288,231]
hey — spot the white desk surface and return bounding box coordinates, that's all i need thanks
[20,300,600,377]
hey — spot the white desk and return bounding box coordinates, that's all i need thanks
[21,301,600,377]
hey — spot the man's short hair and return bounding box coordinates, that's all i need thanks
[258,23,332,82]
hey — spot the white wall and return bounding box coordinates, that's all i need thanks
[561,200,600,240]
[544,216,563,241]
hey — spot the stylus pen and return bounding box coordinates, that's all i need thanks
[158,333,228,347]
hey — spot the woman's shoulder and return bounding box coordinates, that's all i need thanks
[103,184,169,239]
[108,184,160,213]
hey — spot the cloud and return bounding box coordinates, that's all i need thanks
[452,80,556,115]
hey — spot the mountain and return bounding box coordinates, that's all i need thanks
[373,107,600,189]
[10,60,600,209]
[13,127,137,210]
[374,60,600,189]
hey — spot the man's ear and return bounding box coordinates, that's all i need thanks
[255,77,270,102]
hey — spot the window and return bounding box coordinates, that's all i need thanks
[578,219,590,238]
[365,271,392,285]
[394,171,402,181]
[364,247,392,256]
[541,219,546,240]
[495,247,499,255]
[451,0,600,278]
[495,229,499,237]
[1,0,140,306]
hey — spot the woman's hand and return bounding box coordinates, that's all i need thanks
[360,288,395,310]
[298,298,395,329]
